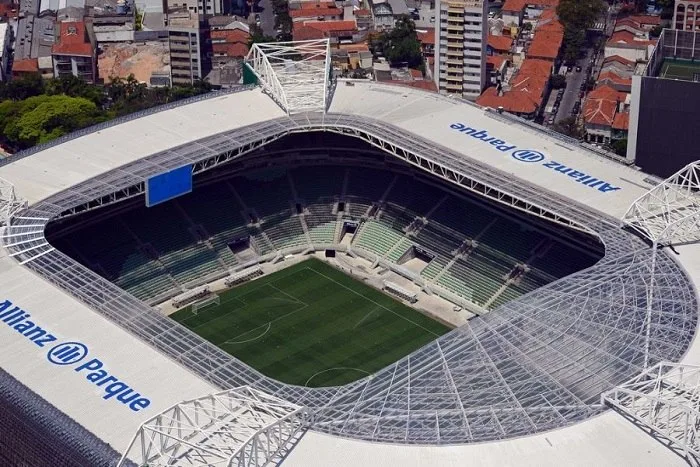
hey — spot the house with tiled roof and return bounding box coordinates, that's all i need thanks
[51,21,96,83]
[601,54,637,77]
[417,28,435,58]
[526,9,564,62]
[487,34,514,56]
[292,20,358,42]
[476,58,552,119]
[289,1,343,22]
[583,84,630,144]
[501,0,560,27]
[605,30,657,62]
[597,70,632,92]
[211,28,250,59]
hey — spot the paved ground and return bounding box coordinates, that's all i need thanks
[250,0,276,36]
[555,48,592,124]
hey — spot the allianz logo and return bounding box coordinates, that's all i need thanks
[0,299,152,412]
[449,123,621,193]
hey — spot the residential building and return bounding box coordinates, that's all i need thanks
[487,34,513,56]
[600,55,636,77]
[434,0,488,100]
[11,58,40,78]
[167,8,203,85]
[582,84,629,144]
[486,54,508,83]
[370,0,409,31]
[501,0,559,27]
[526,9,563,62]
[673,0,700,31]
[605,30,657,61]
[627,29,700,176]
[417,28,435,59]
[353,8,372,30]
[290,1,342,22]
[51,21,97,83]
[597,70,632,92]
[0,22,9,81]
[292,19,359,42]
[476,58,551,118]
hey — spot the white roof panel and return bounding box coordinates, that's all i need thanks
[0,249,215,450]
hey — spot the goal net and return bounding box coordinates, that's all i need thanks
[192,294,220,314]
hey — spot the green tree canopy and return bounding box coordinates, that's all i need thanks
[374,16,424,69]
[556,0,606,62]
[0,95,104,148]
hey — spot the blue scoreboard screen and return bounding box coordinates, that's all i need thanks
[146,165,193,207]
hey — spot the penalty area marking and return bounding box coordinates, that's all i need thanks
[304,367,371,387]
[224,322,272,345]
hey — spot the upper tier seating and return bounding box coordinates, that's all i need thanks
[50,164,600,310]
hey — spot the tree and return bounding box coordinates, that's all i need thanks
[375,16,424,69]
[553,116,583,139]
[611,138,627,157]
[550,74,567,89]
[0,95,104,149]
[0,73,45,101]
[556,0,606,63]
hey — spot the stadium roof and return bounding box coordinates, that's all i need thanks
[0,77,698,466]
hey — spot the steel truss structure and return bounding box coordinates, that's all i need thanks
[2,111,698,446]
[622,161,700,369]
[0,177,27,228]
[119,386,312,467]
[602,362,700,465]
[245,40,331,114]
[623,160,700,247]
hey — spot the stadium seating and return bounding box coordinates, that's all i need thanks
[51,163,600,311]
[353,220,405,257]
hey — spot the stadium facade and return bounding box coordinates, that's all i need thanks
[0,42,699,466]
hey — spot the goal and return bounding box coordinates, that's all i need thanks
[191,294,220,314]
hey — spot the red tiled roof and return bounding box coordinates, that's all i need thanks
[211,29,250,58]
[603,54,636,67]
[626,14,661,26]
[536,10,564,33]
[598,71,632,86]
[527,30,563,60]
[502,0,526,12]
[417,28,435,45]
[293,20,357,40]
[52,22,93,56]
[477,58,551,114]
[488,34,513,52]
[486,55,507,68]
[612,111,629,130]
[12,58,39,73]
[607,30,657,48]
[410,68,423,78]
[583,85,628,126]
[354,8,371,16]
[290,3,342,18]
[339,43,370,52]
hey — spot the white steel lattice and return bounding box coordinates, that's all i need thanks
[6,113,697,446]
[602,362,700,465]
[622,161,700,246]
[0,177,27,228]
[118,386,312,467]
[245,40,331,114]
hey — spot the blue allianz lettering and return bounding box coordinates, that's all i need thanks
[449,122,622,193]
[0,298,152,412]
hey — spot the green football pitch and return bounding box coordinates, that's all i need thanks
[170,258,449,387]
[659,59,700,81]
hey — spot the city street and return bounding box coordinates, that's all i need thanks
[555,48,592,123]
[250,0,276,36]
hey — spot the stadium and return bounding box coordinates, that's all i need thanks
[1,41,700,466]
